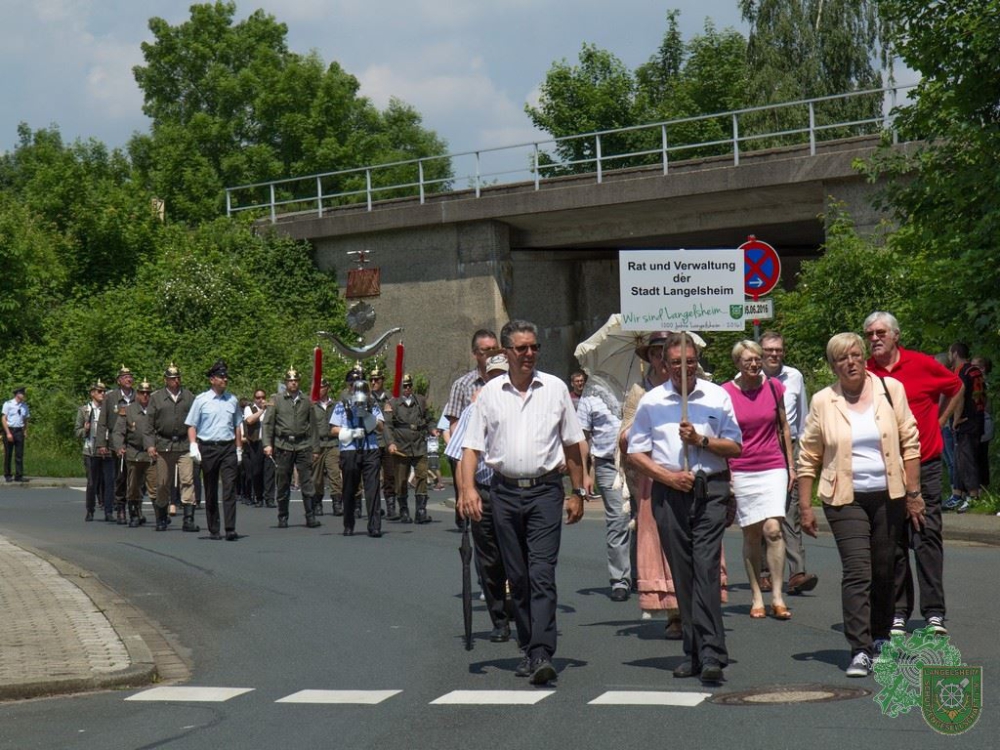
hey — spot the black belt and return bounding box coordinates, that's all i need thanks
[198,439,234,446]
[279,433,308,443]
[495,470,562,489]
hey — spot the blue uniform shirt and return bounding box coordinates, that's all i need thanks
[2,399,29,428]
[185,390,242,441]
[330,400,384,451]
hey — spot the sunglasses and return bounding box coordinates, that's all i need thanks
[507,343,541,355]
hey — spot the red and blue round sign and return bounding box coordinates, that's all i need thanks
[740,237,781,298]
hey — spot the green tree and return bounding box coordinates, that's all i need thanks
[867,0,1000,367]
[130,1,451,223]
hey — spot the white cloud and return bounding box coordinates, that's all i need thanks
[85,38,144,119]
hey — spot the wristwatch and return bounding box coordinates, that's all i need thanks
[573,487,588,498]
[700,435,710,449]
[906,490,921,498]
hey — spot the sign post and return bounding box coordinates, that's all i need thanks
[740,236,781,342]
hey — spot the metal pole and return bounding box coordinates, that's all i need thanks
[475,152,481,198]
[680,331,689,471]
[732,114,740,166]
[366,169,372,212]
[225,189,232,217]
[269,183,276,224]
[596,134,603,184]
[316,176,324,218]
[809,102,816,156]
[419,160,425,204]
[661,124,669,175]
[533,144,540,191]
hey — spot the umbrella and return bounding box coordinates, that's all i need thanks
[573,314,651,417]
[460,517,474,650]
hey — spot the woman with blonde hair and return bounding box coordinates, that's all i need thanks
[798,332,923,677]
[723,340,796,620]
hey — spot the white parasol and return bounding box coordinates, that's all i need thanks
[573,314,650,418]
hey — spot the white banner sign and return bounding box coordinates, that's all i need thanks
[618,249,746,331]
[744,299,774,319]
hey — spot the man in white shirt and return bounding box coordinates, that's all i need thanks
[460,319,589,686]
[760,330,818,596]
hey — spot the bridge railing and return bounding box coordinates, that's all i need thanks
[226,85,913,223]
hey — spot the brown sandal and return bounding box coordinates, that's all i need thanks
[750,607,766,619]
[771,604,792,620]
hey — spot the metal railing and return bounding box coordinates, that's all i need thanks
[226,85,912,223]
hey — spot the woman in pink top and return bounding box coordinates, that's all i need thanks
[723,340,796,620]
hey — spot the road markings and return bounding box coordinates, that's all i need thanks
[588,691,711,706]
[430,690,555,705]
[125,687,254,702]
[276,690,402,704]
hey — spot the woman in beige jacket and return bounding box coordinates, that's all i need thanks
[797,333,924,677]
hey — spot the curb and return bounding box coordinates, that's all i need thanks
[0,540,158,702]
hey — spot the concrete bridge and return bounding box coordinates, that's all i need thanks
[261,132,902,408]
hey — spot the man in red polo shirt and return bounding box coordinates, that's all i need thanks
[864,311,963,637]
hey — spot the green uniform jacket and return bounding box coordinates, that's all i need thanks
[371,390,392,448]
[95,387,135,451]
[312,399,339,449]
[384,394,429,457]
[263,391,318,452]
[143,387,196,453]
[113,402,153,462]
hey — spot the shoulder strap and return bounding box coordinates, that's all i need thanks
[878,376,893,408]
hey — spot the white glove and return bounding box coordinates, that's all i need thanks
[354,427,368,440]
[188,443,201,462]
[236,447,243,464]
[338,429,356,446]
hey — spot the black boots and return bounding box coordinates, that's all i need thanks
[154,505,169,532]
[414,494,431,525]
[332,494,344,516]
[314,497,324,516]
[398,496,413,524]
[385,496,400,521]
[182,504,200,532]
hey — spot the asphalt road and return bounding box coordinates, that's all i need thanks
[1,487,997,749]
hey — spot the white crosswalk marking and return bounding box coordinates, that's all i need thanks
[430,690,555,705]
[588,691,710,706]
[126,687,254,702]
[276,690,402,704]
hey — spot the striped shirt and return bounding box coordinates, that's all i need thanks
[443,368,485,421]
[462,370,585,478]
[445,402,492,486]
[576,394,621,460]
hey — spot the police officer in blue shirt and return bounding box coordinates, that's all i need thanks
[330,368,385,537]
[3,387,30,482]
[186,360,244,541]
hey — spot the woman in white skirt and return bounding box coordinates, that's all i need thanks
[723,340,796,620]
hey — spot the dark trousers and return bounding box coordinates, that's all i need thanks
[84,455,114,513]
[275,447,316,519]
[473,484,509,628]
[380,446,396,500]
[976,438,991,489]
[340,449,381,532]
[953,432,981,493]
[3,427,25,480]
[244,440,264,503]
[895,459,946,620]
[199,441,238,533]
[652,474,729,669]
[826,491,905,657]
[490,478,563,660]
[263,452,276,505]
[112,452,127,510]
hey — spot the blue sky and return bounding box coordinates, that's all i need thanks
[1,0,750,160]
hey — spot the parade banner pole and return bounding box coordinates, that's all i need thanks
[680,330,689,472]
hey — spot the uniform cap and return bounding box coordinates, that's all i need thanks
[485,354,509,373]
[346,366,365,384]
[163,363,181,378]
[137,380,153,393]
[206,359,229,379]
[401,373,413,386]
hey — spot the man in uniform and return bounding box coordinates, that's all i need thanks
[2,387,30,483]
[144,364,199,533]
[242,389,267,507]
[96,366,136,524]
[186,359,243,541]
[368,368,397,520]
[386,373,430,524]
[459,319,589,686]
[330,367,385,537]
[865,311,963,636]
[628,332,743,685]
[75,380,111,522]
[264,368,321,529]
[311,378,343,517]
[113,379,156,528]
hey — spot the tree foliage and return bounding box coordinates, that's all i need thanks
[130,1,452,223]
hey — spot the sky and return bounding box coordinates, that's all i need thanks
[0,0,750,163]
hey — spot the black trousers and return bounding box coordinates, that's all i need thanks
[490,478,563,660]
[895,459,946,620]
[84,455,114,513]
[244,440,264,503]
[473,484,509,628]
[652,474,730,669]
[826,491,905,657]
[953,432,981,493]
[3,427,25,480]
[275,447,316,519]
[112,451,127,510]
[340,449,381,532]
[199,441,238,534]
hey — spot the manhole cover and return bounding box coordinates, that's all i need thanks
[709,684,871,705]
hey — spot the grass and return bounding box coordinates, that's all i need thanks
[6,440,85,478]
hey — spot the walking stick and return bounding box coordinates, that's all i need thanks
[460,517,474,651]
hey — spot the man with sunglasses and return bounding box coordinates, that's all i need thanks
[864,311,963,636]
[186,359,244,541]
[460,319,589,686]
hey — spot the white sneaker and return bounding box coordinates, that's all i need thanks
[846,652,872,677]
[926,615,948,635]
[890,616,907,636]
